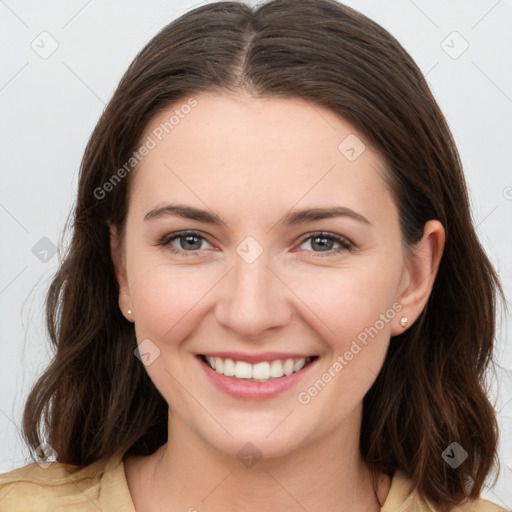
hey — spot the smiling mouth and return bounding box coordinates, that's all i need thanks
[198,354,319,382]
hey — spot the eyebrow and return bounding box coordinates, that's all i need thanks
[144,203,371,226]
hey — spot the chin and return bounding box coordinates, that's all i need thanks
[193,415,319,463]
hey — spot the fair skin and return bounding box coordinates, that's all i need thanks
[110,91,445,512]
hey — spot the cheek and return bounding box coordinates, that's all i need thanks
[286,259,401,345]
[127,258,219,344]
[292,268,400,416]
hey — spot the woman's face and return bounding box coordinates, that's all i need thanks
[111,91,436,460]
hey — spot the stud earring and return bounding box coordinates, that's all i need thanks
[127,308,132,315]
[400,316,408,328]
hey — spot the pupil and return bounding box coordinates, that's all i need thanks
[183,235,200,250]
[312,236,332,251]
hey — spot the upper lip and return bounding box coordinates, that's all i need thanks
[198,352,317,364]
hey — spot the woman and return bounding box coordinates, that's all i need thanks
[0,0,507,510]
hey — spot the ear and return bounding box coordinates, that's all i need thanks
[108,223,133,322]
[391,219,445,335]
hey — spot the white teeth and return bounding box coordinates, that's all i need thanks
[223,358,235,376]
[283,359,294,376]
[269,360,284,378]
[203,356,312,381]
[294,358,306,372]
[252,361,270,380]
[234,361,253,379]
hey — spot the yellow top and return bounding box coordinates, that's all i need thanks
[0,456,508,511]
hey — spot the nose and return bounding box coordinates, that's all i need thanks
[214,249,292,340]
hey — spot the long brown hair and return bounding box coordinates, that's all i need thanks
[22,0,504,508]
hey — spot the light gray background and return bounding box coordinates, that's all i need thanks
[1,0,511,508]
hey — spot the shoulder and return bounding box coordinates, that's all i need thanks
[383,470,509,512]
[449,498,510,511]
[0,457,131,512]
[0,461,77,509]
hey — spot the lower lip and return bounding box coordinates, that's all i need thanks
[196,355,318,400]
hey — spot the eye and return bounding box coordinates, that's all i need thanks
[156,230,352,258]
[296,232,352,256]
[157,230,213,256]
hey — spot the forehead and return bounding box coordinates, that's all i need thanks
[127,91,396,228]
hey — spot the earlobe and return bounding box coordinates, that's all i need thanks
[109,224,133,322]
[391,220,445,335]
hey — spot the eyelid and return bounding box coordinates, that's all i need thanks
[157,229,352,257]
[297,231,352,247]
[295,231,353,256]
[157,230,215,254]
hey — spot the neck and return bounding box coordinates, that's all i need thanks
[132,410,389,512]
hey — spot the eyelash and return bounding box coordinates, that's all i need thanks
[157,230,352,258]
